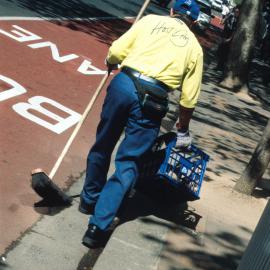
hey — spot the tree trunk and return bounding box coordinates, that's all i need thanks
[234,119,270,195]
[220,0,262,91]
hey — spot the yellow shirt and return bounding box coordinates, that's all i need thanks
[107,14,203,108]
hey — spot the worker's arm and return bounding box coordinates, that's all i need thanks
[175,49,203,148]
[176,106,194,132]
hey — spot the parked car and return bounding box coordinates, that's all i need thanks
[196,0,214,31]
[211,0,223,12]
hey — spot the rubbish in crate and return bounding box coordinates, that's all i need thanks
[137,132,210,201]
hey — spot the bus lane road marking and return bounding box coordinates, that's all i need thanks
[0,23,108,134]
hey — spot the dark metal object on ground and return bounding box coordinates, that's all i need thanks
[31,169,73,205]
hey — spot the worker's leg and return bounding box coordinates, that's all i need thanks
[81,73,134,205]
[89,79,161,231]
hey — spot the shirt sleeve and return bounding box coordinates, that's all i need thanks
[180,49,203,108]
[106,16,146,65]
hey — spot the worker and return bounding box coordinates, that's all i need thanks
[79,0,203,248]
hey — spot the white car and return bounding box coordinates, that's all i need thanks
[211,0,223,12]
[196,0,213,31]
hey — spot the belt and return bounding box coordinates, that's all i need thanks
[122,66,171,92]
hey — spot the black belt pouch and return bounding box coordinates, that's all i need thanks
[130,77,169,119]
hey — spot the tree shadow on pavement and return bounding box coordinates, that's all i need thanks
[180,83,269,183]
[141,218,251,270]
[190,41,270,184]
[118,190,252,270]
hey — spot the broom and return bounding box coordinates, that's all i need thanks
[31,0,152,205]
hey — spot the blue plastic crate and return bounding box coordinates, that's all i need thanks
[138,132,210,201]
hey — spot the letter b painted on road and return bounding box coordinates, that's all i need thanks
[12,96,81,134]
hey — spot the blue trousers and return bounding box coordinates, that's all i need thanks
[81,72,161,230]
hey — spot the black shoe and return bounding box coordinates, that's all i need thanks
[82,224,107,248]
[78,198,95,215]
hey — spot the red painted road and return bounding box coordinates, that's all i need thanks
[0,17,220,255]
[0,18,131,254]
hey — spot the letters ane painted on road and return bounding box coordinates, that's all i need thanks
[0,25,106,75]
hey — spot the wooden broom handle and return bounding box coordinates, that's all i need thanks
[49,72,109,179]
[48,0,152,179]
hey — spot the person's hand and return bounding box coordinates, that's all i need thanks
[175,130,192,149]
[105,58,119,72]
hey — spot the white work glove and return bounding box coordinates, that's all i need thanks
[175,130,192,149]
